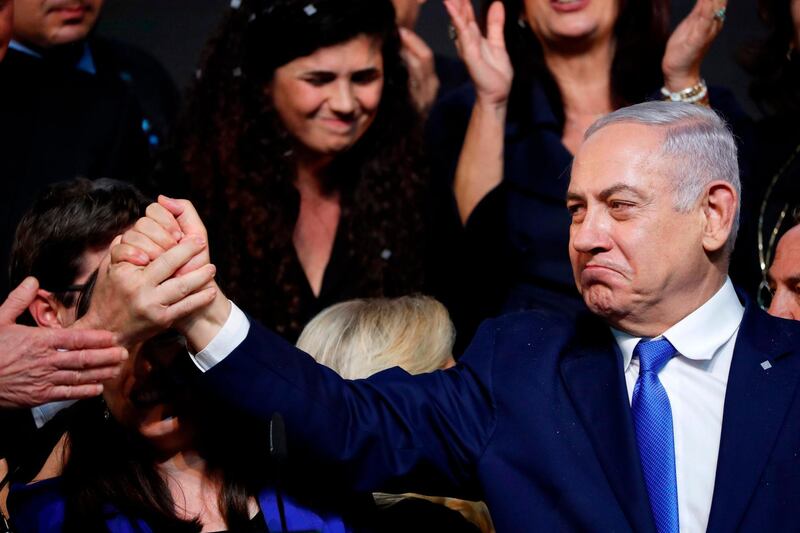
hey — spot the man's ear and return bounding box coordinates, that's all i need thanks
[28,289,65,328]
[701,180,738,255]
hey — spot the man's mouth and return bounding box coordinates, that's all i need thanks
[47,3,89,18]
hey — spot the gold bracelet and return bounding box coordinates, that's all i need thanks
[660,79,708,104]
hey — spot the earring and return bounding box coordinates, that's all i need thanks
[517,17,527,29]
[787,42,796,62]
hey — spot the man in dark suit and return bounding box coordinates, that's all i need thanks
[0,0,178,299]
[0,0,124,415]
[90,101,800,532]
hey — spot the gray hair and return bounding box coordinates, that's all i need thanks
[296,295,455,379]
[585,101,740,253]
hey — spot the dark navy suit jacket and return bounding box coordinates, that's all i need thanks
[201,302,800,532]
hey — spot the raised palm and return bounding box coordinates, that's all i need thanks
[444,0,513,106]
[662,0,726,90]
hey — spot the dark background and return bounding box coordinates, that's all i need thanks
[97,0,765,116]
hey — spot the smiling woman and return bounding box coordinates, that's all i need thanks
[171,0,428,341]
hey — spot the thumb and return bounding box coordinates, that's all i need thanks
[0,277,40,324]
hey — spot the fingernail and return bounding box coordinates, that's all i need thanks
[137,253,149,263]
[172,231,183,241]
[120,348,129,360]
[21,277,37,289]
[193,236,207,246]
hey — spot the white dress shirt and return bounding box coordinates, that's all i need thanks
[197,280,744,533]
[612,278,743,533]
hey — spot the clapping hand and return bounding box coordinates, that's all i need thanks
[399,27,440,115]
[444,0,513,107]
[662,0,727,91]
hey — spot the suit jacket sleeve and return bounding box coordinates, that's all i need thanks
[199,317,499,498]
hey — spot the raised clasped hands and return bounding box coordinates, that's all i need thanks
[444,0,513,108]
[662,0,727,91]
[77,196,225,350]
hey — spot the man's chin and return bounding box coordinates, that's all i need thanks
[582,285,625,320]
[46,25,93,47]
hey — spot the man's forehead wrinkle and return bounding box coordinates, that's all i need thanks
[598,183,647,201]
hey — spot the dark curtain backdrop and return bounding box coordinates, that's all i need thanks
[97,0,764,116]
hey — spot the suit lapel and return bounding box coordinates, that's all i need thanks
[706,305,800,533]
[560,315,656,533]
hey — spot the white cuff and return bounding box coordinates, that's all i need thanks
[190,301,250,372]
[32,400,77,429]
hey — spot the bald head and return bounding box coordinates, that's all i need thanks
[767,224,800,321]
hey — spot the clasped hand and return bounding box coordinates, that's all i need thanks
[78,197,222,349]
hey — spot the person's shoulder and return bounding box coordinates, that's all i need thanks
[739,298,800,352]
[90,37,168,74]
[89,36,177,94]
[489,307,584,334]
[7,478,67,532]
[468,308,588,357]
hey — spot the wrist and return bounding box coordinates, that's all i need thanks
[473,97,508,121]
[662,72,702,94]
[660,78,709,106]
[179,287,230,352]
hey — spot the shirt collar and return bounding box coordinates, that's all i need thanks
[9,39,96,75]
[9,39,41,58]
[613,277,744,371]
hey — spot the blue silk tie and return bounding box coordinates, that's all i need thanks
[631,338,679,533]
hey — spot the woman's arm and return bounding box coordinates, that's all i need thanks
[661,0,727,100]
[444,0,513,224]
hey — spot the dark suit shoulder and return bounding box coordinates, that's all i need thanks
[742,302,800,352]
[459,310,590,378]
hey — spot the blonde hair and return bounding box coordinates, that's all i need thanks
[298,296,494,532]
[296,295,455,379]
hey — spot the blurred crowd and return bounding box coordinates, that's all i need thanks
[0,0,799,531]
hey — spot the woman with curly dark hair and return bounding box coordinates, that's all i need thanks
[172,0,427,341]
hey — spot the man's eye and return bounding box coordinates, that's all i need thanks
[567,204,584,218]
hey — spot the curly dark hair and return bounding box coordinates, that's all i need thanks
[740,0,800,115]
[173,0,427,340]
[482,0,670,122]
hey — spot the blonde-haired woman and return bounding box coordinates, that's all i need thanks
[298,295,494,533]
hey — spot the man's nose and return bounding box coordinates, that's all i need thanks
[571,210,613,254]
[329,82,356,115]
[767,287,798,320]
